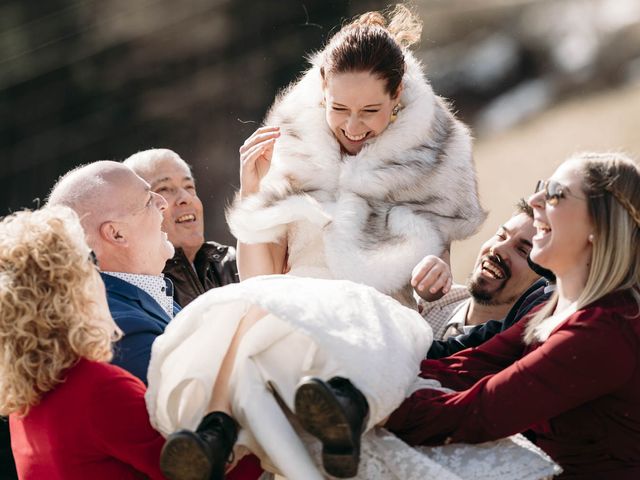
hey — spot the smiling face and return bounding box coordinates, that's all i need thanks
[528,160,593,279]
[324,71,400,155]
[468,212,539,306]
[113,170,175,275]
[143,155,204,262]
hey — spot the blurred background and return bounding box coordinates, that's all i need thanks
[2,0,640,280]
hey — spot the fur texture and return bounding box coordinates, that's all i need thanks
[227,50,486,295]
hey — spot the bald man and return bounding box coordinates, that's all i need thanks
[124,149,238,308]
[47,161,265,480]
[47,161,178,384]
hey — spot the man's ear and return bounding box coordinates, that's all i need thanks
[99,221,127,246]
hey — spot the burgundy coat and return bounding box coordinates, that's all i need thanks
[387,289,640,479]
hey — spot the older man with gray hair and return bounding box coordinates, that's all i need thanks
[47,161,178,384]
[124,149,238,308]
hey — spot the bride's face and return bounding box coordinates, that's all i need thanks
[324,71,400,155]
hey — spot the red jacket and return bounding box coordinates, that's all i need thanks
[11,359,166,479]
[10,359,262,480]
[387,289,640,479]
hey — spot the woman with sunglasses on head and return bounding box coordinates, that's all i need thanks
[0,206,168,479]
[386,151,640,479]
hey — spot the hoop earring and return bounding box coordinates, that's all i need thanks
[390,103,403,123]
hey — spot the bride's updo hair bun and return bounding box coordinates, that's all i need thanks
[356,5,422,48]
[355,11,386,28]
[320,4,422,97]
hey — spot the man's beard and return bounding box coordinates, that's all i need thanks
[468,253,514,306]
[469,276,504,305]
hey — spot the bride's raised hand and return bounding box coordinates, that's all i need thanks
[411,254,452,301]
[239,126,280,198]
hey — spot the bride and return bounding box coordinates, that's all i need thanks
[146,5,557,480]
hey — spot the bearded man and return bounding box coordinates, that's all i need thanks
[415,199,539,340]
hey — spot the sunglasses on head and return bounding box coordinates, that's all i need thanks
[534,180,583,206]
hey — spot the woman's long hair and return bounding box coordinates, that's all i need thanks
[524,152,640,344]
[0,206,118,415]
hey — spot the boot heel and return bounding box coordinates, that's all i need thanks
[159,411,238,480]
[160,431,212,480]
[322,448,360,478]
[295,377,369,479]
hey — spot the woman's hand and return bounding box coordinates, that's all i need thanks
[411,254,452,301]
[239,126,280,198]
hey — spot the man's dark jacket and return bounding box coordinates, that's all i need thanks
[163,241,238,308]
[427,278,551,359]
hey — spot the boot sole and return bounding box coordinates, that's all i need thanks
[295,378,360,478]
[159,431,214,480]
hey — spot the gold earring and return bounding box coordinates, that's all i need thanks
[320,98,326,107]
[390,103,402,123]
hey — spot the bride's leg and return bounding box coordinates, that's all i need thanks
[231,349,325,480]
[160,304,267,480]
[207,304,267,414]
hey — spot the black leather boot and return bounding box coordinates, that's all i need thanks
[294,376,370,478]
[159,411,238,480]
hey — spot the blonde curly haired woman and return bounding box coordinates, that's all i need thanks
[0,206,167,480]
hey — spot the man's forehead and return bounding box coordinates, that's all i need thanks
[148,158,192,185]
[504,213,535,237]
[114,167,149,190]
[110,173,150,208]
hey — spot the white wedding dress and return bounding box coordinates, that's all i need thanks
[145,219,561,479]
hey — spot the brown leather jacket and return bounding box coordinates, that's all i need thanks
[163,241,238,308]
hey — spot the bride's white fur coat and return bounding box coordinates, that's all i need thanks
[228,50,486,296]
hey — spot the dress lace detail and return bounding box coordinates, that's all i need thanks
[416,433,562,480]
[300,428,561,479]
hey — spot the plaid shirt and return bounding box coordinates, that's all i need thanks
[418,284,470,341]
